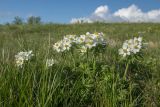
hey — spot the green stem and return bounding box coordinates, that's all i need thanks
[86,48,89,64]
[129,82,132,103]
[123,61,129,80]
[70,50,76,68]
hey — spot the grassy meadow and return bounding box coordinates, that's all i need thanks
[0,23,160,107]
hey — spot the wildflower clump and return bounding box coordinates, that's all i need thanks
[119,37,143,57]
[15,50,34,67]
[53,32,106,54]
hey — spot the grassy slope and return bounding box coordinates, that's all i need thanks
[0,23,160,107]
[1,23,160,54]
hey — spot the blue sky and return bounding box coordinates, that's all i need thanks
[0,0,160,24]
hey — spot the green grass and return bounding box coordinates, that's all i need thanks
[0,23,160,107]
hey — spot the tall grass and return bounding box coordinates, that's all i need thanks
[0,23,160,107]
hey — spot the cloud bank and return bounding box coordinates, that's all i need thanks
[70,4,160,23]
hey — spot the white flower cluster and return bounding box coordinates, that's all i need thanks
[78,32,105,53]
[53,35,76,52]
[53,32,106,53]
[46,59,57,67]
[119,37,143,57]
[15,50,34,67]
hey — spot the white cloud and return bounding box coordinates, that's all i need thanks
[70,4,160,23]
[93,5,109,18]
[147,9,160,22]
[114,4,160,22]
[114,4,144,22]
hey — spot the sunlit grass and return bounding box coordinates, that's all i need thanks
[0,23,160,107]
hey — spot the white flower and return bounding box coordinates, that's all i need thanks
[91,33,100,39]
[54,35,78,52]
[25,51,34,60]
[46,59,57,67]
[85,35,96,49]
[119,36,143,57]
[133,37,142,46]
[80,46,87,53]
[122,42,129,49]
[15,50,33,67]
[77,35,86,44]
[15,50,33,60]
[119,46,131,57]
[85,40,96,49]
[53,39,72,52]
[65,35,77,43]
[53,32,106,53]
[53,41,62,52]
[15,50,33,61]
[98,32,104,36]
[90,33,105,44]
[15,57,24,67]
[86,32,90,35]
[126,39,134,48]
[131,43,141,54]
[134,37,142,43]
[131,37,142,54]
[62,39,72,51]
[138,37,142,42]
